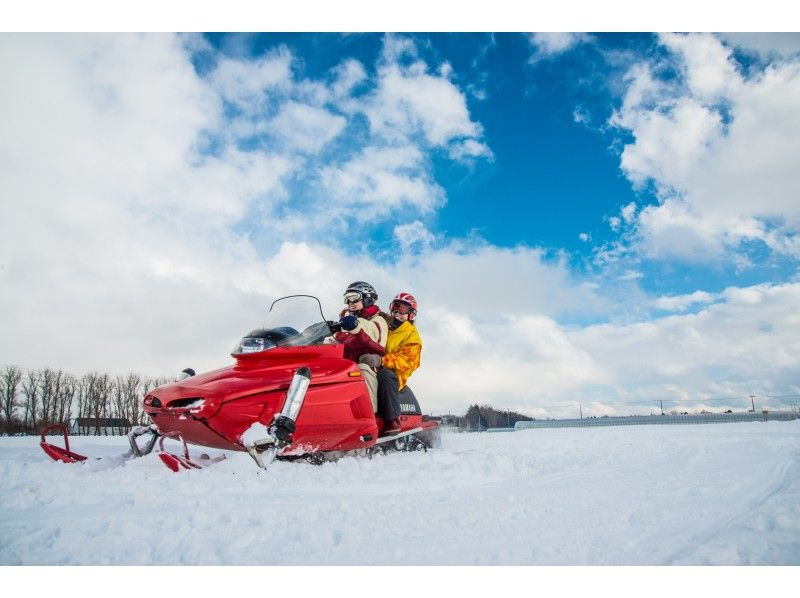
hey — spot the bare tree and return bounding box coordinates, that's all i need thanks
[121,373,143,428]
[21,370,41,432]
[111,374,142,433]
[1,365,23,432]
[77,372,111,435]
[76,375,88,421]
[37,368,58,427]
[55,373,77,426]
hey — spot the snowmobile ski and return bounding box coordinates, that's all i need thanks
[40,423,163,465]
[375,426,423,444]
[157,431,226,472]
[40,424,89,463]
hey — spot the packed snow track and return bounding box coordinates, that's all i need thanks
[1,421,798,565]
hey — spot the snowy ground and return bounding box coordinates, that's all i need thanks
[1,421,799,565]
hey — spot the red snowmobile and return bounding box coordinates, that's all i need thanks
[41,295,439,471]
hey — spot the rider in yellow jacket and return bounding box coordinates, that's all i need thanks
[375,293,422,435]
[382,316,422,391]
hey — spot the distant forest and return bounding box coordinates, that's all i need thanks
[444,404,533,431]
[0,365,170,435]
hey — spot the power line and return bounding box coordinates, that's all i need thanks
[523,394,799,413]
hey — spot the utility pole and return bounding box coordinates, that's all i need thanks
[750,394,756,412]
[579,403,583,419]
[660,400,664,416]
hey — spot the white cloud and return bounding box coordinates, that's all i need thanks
[660,32,741,101]
[610,33,800,262]
[0,34,303,373]
[621,202,637,224]
[654,290,715,312]
[330,58,367,100]
[415,311,609,411]
[448,138,494,161]
[394,221,436,251]
[269,101,347,154]
[380,34,418,63]
[617,270,643,282]
[400,242,611,320]
[319,145,445,218]
[612,95,725,191]
[573,107,590,124]
[363,36,488,159]
[528,33,590,59]
[0,33,492,386]
[573,283,800,404]
[208,47,293,111]
[367,61,481,145]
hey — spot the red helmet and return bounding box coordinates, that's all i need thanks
[390,292,418,322]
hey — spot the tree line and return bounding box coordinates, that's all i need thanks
[1,365,172,435]
[451,404,532,430]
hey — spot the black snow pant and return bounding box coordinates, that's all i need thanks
[376,367,401,422]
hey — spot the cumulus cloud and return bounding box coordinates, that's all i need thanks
[209,46,293,111]
[621,202,636,224]
[394,221,436,251]
[610,33,800,262]
[319,145,445,219]
[363,36,489,159]
[448,138,494,161]
[269,101,347,153]
[0,34,302,373]
[0,33,490,377]
[329,58,368,100]
[617,270,643,282]
[654,291,716,312]
[528,32,591,60]
[573,283,800,410]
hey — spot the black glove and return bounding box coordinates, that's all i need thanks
[359,354,382,368]
[327,320,343,333]
[339,315,358,331]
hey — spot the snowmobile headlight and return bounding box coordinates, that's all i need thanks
[232,336,277,355]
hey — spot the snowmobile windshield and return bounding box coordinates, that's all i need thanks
[232,295,333,355]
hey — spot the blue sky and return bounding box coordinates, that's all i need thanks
[2,31,799,416]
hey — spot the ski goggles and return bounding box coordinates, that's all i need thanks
[344,291,363,304]
[390,300,414,315]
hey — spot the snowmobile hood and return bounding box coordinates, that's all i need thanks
[145,344,352,421]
